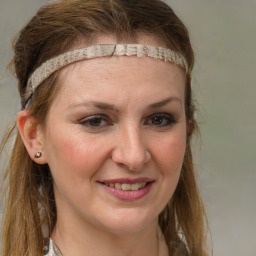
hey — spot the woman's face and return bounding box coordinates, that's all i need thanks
[41,37,187,235]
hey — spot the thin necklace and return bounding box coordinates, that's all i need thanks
[49,233,160,256]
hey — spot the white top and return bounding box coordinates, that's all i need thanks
[44,238,62,256]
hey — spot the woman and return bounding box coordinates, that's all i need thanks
[0,0,209,255]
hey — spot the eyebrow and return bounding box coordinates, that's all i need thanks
[148,97,182,109]
[67,101,119,112]
[67,97,182,112]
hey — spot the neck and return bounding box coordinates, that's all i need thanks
[51,217,164,256]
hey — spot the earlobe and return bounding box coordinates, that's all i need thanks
[17,110,47,164]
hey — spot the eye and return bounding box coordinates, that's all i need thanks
[79,115,111,129]
[145,113,176,127]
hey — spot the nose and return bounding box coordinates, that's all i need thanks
[111,125,151,171]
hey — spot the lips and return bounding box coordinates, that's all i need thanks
[104,182,147,191]
[98,178,154,201]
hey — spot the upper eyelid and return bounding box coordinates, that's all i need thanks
[78,115,111,130]
[145,113,177,124]
[147,112,172,117]
[79,114,109,122]
[146,112,175,120]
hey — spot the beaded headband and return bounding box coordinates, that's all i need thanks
[24,44,188,105]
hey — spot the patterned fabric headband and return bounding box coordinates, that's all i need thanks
[24,44,188,105]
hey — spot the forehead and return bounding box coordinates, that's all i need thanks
[51,34,186,109]
[55,56,185,107]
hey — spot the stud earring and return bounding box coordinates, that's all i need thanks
[35,152,42,158]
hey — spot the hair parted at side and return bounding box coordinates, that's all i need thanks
[1,0,209,255]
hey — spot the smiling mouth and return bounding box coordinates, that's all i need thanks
[99,179,154,200]
[103,182,148,191]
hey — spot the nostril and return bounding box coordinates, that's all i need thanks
[112,149,151,172]
[117,162,128,169]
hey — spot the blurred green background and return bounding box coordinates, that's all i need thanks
[0,0,255,255]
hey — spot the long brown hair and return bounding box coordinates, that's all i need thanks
[1,0,209,255]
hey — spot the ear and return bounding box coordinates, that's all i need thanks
[17,109,47,164]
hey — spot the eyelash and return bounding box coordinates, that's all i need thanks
[79,114,111,129]
[79,113,177,130]
[145,113,177,127]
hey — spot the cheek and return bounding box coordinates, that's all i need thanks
[152,130,186,177]
[44,128,111,179]
[147,128,186,212]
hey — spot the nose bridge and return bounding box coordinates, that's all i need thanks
[112,123,151,171]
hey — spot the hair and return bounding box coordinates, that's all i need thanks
[0,0,209,255]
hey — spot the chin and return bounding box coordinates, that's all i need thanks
[97,208,158,235]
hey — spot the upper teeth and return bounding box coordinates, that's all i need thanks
[105,182,147,191]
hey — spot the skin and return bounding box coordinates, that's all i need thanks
[18,35,187,256]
